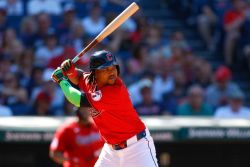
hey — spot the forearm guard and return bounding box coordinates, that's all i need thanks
[59,80,91,108]
[59,80,81,107]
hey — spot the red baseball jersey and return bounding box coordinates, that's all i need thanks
[50,120,104,167]
[78,73,146,144]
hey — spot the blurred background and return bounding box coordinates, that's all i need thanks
[0,0,250,167]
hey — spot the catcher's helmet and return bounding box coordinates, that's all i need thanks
[89,50,119,73]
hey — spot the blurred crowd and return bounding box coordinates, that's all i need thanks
[168,0,250,68]
[0,0,249,118]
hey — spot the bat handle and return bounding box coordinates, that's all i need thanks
[72,56,80,64]
[72,39,99,64]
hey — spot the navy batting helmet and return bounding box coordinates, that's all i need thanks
[89,50,119,73]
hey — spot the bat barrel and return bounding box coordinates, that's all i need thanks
[72,2,139,63]
[96,2,139,42]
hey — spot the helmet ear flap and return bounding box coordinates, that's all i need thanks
[116,65,120,75]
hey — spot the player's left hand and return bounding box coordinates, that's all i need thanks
[61,59,77,77]
[51,67,67,83]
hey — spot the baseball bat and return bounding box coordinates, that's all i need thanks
[72,2,139,63]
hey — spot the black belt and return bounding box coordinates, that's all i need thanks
[112,130,146,150]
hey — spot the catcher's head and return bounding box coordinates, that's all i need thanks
[74,107,90,124]
[89,50,120,87]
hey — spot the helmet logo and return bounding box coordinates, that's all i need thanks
[106,53,113,61]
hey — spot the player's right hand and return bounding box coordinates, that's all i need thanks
[61,59,77,77]
[51,67,66,83]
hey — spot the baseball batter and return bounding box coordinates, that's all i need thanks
[52,50,158,167]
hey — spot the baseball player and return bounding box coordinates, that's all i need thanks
[51,50,158,167]
[50,107,104,167]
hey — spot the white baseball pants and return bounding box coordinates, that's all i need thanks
[94,128,158,167]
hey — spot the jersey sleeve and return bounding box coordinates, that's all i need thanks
[50,126,69,152]
[78,72,91,92]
